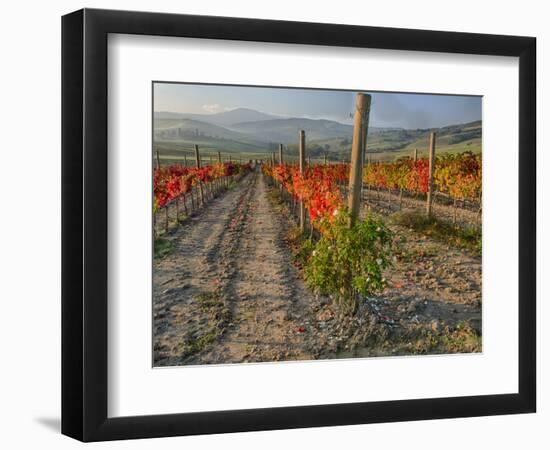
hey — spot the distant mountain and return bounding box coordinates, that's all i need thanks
[154,108,279,127]
[154,118,263,145]
[230,118,354,144]
[154,111,188,120]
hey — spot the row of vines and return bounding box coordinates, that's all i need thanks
[262,150,482,314]
[263,150,481,227]
[363,151,482,203]
[153,161,252,236]
[265,163,348,233]
[153,161,252,212]
[262,162,392,315]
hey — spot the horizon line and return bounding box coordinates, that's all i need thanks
[154,108,482,131]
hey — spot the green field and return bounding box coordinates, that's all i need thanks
[154,119,481,165]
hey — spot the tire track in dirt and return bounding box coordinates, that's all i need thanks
[195,174,317,364]
[153,173,256,366]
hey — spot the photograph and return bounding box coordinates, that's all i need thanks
[152,83,483,367]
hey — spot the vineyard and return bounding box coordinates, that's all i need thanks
[152,93,482,367]
[153,160,252,236]
[262,150,482,231]
[363,152,482,204]
[265,163,348,227]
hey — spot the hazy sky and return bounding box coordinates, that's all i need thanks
[154,83,481,129]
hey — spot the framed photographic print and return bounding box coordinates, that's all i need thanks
[61,8,536,442]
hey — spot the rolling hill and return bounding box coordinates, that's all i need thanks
[153,107,481,161]
[154,108,279,127]
[229,118,353,144]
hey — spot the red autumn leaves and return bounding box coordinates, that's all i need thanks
[363,152,482,202]
[153,162,252,211]
[263,163,348,230]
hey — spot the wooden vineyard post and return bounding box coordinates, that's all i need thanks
[217,152,222,194]
[156,150,161,169]
[426,132,436,216]
[195,144,205,206]
[278,144,284,194]
[299,130,306,233]
[453,198,458,225]
[324,153,327,165]
[184,154,187,166]
[360,110,368,201]
[348,93,371,227]
[364,152,371,203]
[207,155,212,198]
[478,190,482,228]
[208,155,213,198]
[413,148,418,161]
[190,187,195,211]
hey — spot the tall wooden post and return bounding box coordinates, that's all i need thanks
[218,151,222,163]
[348,93,371,227]
[413,148,418,161]
[195,144,205,206]
[195,145,201,168]
[278,144,284,193]
[426,133,436,216]
[156,150,161,169]
[184,154,187,166]
[299,130,306,232]
[361,113,368,172]
[271,152,275,166]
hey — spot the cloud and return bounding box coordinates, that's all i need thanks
[202,103,232,114]
[371,94,433,129]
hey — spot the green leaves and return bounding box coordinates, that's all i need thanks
[303,210,393,314]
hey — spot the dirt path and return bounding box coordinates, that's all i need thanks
[153,170,318,366]
[153,172,256,365]
[197,173,316,364]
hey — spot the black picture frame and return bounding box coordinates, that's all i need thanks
[61,8,536,442]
